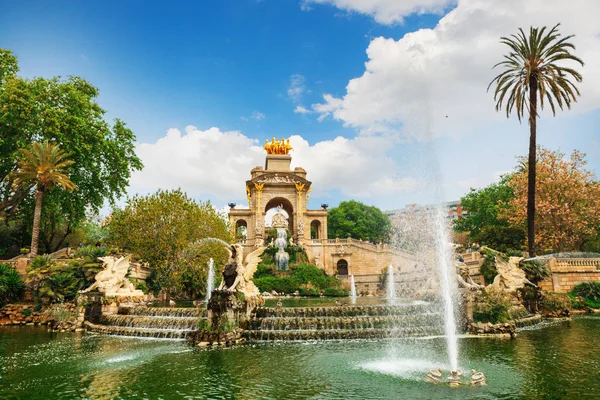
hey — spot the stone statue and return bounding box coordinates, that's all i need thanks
[314,254,321,267]
[271,206,288,228]
[217,244,266,297]
[489,256,535,292]
[80,256,144,297]
[288,236,294,246]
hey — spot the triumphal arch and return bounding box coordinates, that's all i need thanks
[229,137,416,292]
[229,137,328,250]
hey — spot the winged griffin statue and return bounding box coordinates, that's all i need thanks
[217,244,266,297]
[80,256,144,297]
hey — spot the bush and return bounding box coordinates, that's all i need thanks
[26,255,102,304]
[75,245,107,262]
[479,250,498,283]
[323,287,349,297]
[253,263,343,295]
[473,287,512,324]
[0,263,25,306]
[541,292,572,314]
[519,259,550,284]
[572,281,600,301]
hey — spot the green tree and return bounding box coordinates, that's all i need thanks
[488,24,584,257]
[107,189,231,299]
[327,200,392,243]
[453,175,525,252]
[10,141,76,256]
[0,48,142,249]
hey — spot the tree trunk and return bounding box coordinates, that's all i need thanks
[30,188,44,257]
[527,76,538,257]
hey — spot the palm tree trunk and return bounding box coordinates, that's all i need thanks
[527,76,538,257]
[30,188,44,257]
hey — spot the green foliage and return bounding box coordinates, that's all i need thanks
[541,292,573,313]
[107,189,231,299]
[327,200,392,244]
[75,245,107,261]
[21,308,32,317]
[0,262,25,306]
[46,304,73,323]
[518,259,550,284]
[253,263,343,295]
[0,47,142,251]
[473,287,513,324]
[572,282,600,302]
[479,250,498,282]
[453,176,525,252]
[323,287,350,297]
[26,254,101,304]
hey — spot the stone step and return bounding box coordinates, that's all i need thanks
[119,306,204,318]
[101,314,203,330]
[254,303,435,318]
[244,326,444,341]
[85,321,195,339]
[249,313,442,331]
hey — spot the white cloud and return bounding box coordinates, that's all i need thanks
[301,0,453,24]
[311,0,600,140]
[252,111,266,120]
[288,74,306,102]
[294,105,311,114]
[129,126,421,207]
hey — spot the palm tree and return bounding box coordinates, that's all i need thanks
[488,24,583,257]
[10,141,76,256]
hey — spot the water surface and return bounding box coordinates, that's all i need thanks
[1,316,599,399]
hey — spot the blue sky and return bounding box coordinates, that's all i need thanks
[2,0,599,212]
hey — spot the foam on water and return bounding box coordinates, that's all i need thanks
[359,358,449,381]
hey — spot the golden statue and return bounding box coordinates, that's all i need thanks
[264,137,293,155]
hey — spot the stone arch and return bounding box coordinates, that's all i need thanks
[264,197,294,231]
[310,220,322,239]
[235,219,248,242]
[336,259,349,275]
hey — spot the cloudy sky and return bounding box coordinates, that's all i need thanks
[2,0,599,211]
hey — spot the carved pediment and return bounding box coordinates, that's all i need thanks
[250,172,310,186]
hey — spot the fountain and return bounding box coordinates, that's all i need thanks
[433,205,460,374]
[274,228,289,271]
[205,258,215,302]
[349,275,357,305]
[386,265,396,304]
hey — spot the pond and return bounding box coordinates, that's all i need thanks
[1,316,599,399]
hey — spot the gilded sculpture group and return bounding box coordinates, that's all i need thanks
[264,137,292,155]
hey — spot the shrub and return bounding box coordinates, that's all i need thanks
[46,304,73,323]
[26,255,102,304]
[0,263,25,306]
[473,287,512,324]
[22,308,32,317]
[519,259,550,284]
[75,245,107,262]
[479,251,498,283]
[572,281,600,301]
[541,292,572,314]
[254,263,276,278]
[323,287,349,297]
[254,276,300,294]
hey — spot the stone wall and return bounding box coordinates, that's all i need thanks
[0,303,84,331]
[539,258,600,293]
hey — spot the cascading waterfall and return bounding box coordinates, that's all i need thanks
[434,205,459,372]
[274,228,290,271]
[205,258,215,301]
[387,265,396,304]
[350,275,357,304]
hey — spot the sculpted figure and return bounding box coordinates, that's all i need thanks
[217,244,266,296]
[81,256,144,297]
[490,256,534,292]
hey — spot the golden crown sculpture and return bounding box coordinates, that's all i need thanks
[264,137,292,155]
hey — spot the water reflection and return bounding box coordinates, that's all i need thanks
[1,317,599,399]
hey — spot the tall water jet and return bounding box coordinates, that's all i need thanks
[387,265,396,304]
[349,275,357,304]
[433,206,459,372]
[274,228,289,271]
[205,258,215,302]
